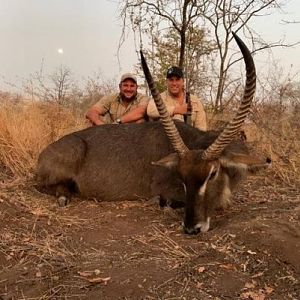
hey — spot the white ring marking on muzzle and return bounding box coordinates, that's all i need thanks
[195,217,211,233]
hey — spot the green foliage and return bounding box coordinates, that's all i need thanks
[138,25,216,94]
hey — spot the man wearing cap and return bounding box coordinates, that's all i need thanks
[147,66,207,131]
[86,73,149,125]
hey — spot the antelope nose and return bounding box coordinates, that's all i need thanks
[183,226,200,235]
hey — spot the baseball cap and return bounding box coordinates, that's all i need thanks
[166,66,184,79]
[120,73,137,84]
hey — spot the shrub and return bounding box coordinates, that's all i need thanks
[0,99,86,177]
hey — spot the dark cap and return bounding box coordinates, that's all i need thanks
[166,66,184,79]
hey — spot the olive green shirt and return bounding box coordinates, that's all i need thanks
[93,93,149,124]
[147,91,207,131]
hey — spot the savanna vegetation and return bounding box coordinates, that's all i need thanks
[0,68,299,299]
[0,64,299,188]
[0,1,299,299]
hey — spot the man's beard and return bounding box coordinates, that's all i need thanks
[121,92,137,102]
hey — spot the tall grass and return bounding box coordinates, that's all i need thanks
[252,104,300,187]
[208,101,300,187]
[0,99,86,178]
[0,98,299,187]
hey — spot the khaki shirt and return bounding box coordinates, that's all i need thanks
[147,91,207,131]
[93,92,149,124]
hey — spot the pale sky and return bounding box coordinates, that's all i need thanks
[0,0,299,91]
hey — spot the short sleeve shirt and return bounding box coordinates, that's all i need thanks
[147,91,207,131]
[93,92,149,123]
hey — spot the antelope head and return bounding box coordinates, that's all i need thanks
[141,33,270,234]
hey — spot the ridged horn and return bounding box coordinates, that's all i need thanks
[201,32,256,161]
[140,51,189,156]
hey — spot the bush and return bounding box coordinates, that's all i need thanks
[0,99,86,178]
[251,103,300,187]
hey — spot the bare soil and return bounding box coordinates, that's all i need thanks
[0,172,299,300]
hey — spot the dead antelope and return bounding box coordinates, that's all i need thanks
[36,33,270,234]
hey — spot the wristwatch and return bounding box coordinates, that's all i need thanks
[115,118,122,124]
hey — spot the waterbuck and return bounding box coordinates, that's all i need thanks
[36,33,270,234]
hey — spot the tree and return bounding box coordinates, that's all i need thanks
[119,0,215,93]
[24,63,79,106]
[80,70,117,112]
[120,0,206,68]
[197,0,296,110]
[138,24,216,93]
[119,0,295,110]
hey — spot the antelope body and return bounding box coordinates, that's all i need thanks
[37,33,270,234]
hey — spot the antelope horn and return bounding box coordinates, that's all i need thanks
[202,32,256,161]
[140,51,189,156]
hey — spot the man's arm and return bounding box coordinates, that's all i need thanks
[192,97,207,131]
[85,105,107,125]
[85,95,111,125]
[118,104,148,123]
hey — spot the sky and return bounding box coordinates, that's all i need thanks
[0,0,300,92]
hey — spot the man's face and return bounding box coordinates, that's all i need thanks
[119,79,138,101]
[167,76,184,96]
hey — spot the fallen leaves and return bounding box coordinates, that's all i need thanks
[240,290,265,300]
[197,266,206,273]
[85,277,111,284]
[251,271,265,278]
[78,270,94,277]
[35,270,42,278]
[244,282,256,289]
[77,270,111,285]
[240,288,274,300]
[241,281,274,300]
[219,264,237,271]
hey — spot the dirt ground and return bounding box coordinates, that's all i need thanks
[0,171,299,300]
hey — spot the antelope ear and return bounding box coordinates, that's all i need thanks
[151,153,179,169]
[220,152,271,173]
[246,157,271,174]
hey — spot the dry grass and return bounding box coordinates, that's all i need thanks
[207,103,300,188]
[0,99,87,178]
[134,224,192,261]
[0,96,299,188]
[0,180,91,299]
[251,104,300,187]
